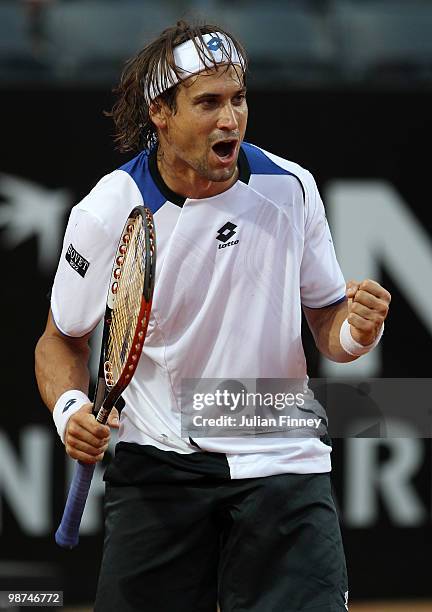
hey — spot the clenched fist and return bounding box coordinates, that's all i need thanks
[65,403,120,464]
[346,279,391,346]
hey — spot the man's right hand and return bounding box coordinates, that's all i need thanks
[64,403,111,464]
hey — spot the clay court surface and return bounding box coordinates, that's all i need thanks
[64,603,432,611]
[350,604,432,611]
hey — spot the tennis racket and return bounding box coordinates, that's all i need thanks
[55,205,156,549]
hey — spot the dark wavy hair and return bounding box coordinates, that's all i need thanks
[106,20,248,153]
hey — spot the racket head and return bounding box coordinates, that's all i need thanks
[95,206,156,420]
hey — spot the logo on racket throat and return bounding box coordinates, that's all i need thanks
[216,222,239,250]
[65,243,90,277]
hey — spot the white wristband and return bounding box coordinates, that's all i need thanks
[53,390,91,444]
[339,318,384,356]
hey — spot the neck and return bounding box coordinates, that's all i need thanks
[156,148,239,200]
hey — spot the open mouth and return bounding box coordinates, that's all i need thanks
[212,139,237,160]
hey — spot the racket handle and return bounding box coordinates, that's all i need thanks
[55,461,96,549]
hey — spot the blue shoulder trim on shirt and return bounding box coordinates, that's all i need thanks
[119,151,166,214]
[241,142,306,202]
[242,142,294,176]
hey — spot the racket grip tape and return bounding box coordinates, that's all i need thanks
[55,461,96,548]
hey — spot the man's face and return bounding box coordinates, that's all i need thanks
[156,65,248,184]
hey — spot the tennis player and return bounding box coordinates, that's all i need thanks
[35,20,391,612]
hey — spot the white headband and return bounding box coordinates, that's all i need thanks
[145,32,245,105]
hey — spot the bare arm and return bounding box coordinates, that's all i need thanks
[303,300,355,363]
[35,310,91,411]
[35,309,114,463]
[304,279,391,363]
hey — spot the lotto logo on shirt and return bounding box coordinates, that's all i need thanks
[65,243,90,278]
[216,222,239,250]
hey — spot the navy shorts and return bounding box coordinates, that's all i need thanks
[95,444,348,612]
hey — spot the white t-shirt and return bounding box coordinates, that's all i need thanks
[51,142,346,478]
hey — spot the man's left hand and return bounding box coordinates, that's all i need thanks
[346,279,391,346]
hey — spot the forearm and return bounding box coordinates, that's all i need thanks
[307,302,358,363]
[35,312,113,462]
[304,280,390,363]
[35,316,91,412]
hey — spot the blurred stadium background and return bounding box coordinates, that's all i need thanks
[1,0,431,610]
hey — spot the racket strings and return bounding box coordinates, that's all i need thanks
[106,215,147,384]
